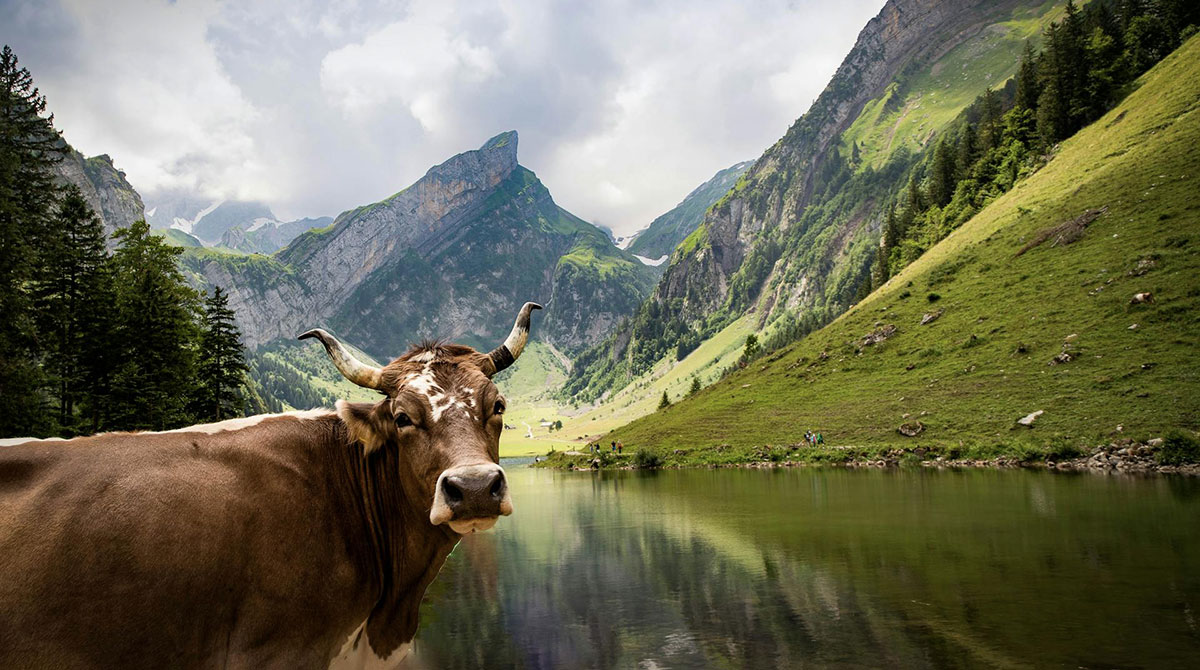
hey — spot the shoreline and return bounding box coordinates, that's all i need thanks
[533,438,1200,476]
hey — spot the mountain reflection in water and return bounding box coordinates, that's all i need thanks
[402,467,1200,669]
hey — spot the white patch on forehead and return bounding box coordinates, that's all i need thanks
[408,350,438,363]
[158,409,334,435]
[329,620,411,670]
[402,363,476,423]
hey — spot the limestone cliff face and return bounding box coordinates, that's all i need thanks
[51,147,145,241]
[656,0,1028,321]
[184,131,657,356]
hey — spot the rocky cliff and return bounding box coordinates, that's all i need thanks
[183,131,657,357]
[51,147,144,240]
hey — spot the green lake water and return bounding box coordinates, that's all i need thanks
[405,466,1200,669]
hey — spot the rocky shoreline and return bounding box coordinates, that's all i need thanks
[547,438,1200,475]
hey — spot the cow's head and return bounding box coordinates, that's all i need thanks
[299,303,540,535]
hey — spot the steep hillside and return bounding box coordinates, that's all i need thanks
[51,146,144,239]
[593,35,1200,460]
[565,0,1064,402]
[183,131,657,359]
[626,160,752,261]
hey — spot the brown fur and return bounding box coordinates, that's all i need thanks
[0,343,508,668]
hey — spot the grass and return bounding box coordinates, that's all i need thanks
[555,35,1200,468]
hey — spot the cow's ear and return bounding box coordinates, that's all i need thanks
[337,399,391,454]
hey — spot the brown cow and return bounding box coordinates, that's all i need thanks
[0,302,541,669]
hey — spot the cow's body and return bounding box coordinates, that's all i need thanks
[0,411,455,669]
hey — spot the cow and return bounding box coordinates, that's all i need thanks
[0,302,541,669]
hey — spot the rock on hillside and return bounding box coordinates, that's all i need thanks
[51,146,144,241]
[183,131,657,357]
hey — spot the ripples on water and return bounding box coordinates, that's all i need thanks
[402,465,1200,669]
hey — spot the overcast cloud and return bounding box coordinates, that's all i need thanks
[0,0,885,236]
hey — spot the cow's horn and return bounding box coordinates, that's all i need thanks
[298,328,384,390]
[487,302,542,375]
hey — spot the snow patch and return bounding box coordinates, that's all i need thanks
[633,254,668,267]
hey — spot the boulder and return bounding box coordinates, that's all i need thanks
[898,421,924,437]
[1017,410,1044,427]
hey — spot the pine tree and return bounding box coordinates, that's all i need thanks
[927,137,957,207]
[193,286,247,422]
[1015,41,1041,113]
[688,376,701,397]
[107,220,201,431]
[31,185,111,434]
[0,45,66,436]
[658,390,671,410]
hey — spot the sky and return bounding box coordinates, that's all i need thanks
[1,0,885,237]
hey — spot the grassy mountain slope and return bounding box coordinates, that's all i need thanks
[626,160,753,260]
[841,0,1063,169]
[589,35,1200,462]
[564,0,1066,404]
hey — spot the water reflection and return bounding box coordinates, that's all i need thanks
[405,468,1200,669]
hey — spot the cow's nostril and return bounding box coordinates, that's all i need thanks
[490,476,504,498]
[442,478,464,504]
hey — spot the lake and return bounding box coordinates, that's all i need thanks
[403,465,1200,669]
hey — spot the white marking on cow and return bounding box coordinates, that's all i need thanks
[329,620,411,670]
[159,409,334,435]
[0,436,67,447]
[402,363,476,423]
[408,350,438,363]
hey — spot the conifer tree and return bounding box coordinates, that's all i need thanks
[193,286,247,422]
[0,45,65,436]
[927,137,957,207]
[1015,41,1041,113]
[658,390,671,410]
[107,221,200,431]
[688,376,701,397]
[32,185,111,433]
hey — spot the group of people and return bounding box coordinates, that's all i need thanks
[587,441,623,454]
[804,431,824,446]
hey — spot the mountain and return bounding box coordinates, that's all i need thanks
[51,146,144,240]
[219,216,333,255]
[563,0,1067,401]
[626,160,752,261]
[600,34,1200,459]
[144,194,328,254]
[191,200,274,243]
[182,131,658,358]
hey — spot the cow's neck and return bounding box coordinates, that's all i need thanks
[325,421,459,659]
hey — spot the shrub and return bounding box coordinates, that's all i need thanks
[927,292,942,302]
[634,449,663,469]
[1157,431,1200,465]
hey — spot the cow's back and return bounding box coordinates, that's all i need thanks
[0,417,370,669]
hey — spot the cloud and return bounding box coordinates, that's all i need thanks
[1,0,886,233]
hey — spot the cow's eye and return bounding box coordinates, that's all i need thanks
[493,400,506,416]
[395,412,413,428]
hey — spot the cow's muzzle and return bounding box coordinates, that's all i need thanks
[429,463,512,534]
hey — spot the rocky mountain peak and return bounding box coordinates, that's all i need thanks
[424,130,519,190]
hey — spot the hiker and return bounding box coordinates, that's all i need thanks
[817,433,824,445]
[617,441,623,454]
[611,441,616,452]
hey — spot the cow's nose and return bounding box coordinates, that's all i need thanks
[430,464,512,529]
[442,469,504,508]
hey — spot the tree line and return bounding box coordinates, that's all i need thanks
[862,0,1199,297]
[0,46,248,438]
